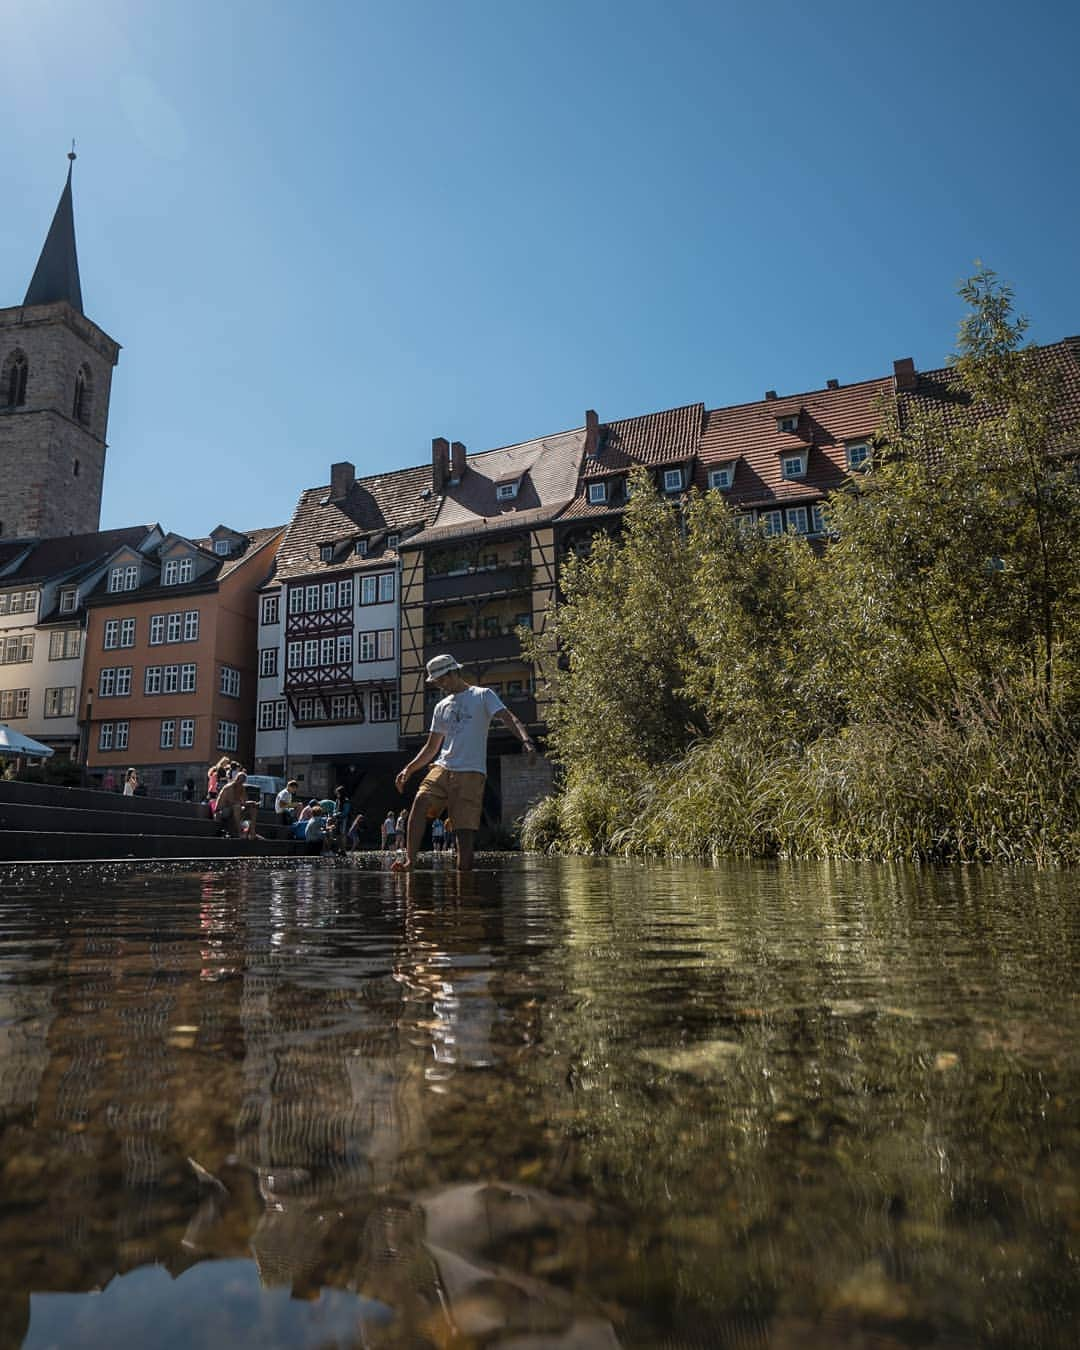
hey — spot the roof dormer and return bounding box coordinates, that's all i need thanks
[209,525,247,558]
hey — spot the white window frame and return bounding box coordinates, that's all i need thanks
[178,558,193,583]
[337,634,352,665]
[708,466,733,491]
[261,594,280,625]
[258,700,277,731]
[303,639,318,667]
[59,588,78,613]
[145,666,162,695]
[162,560,178,586]
[160,719,176,750]
[98,668,117,697]
[0,689,29,719]
[811,503,829,536]
[777,415,799,434]
[377,629,394,660]
[319,636,335,666]
[358,631,376,662]
[98,722,114,751]
[321,581,337,609]
[115,667,132,697]
[338,578,354,608]
[387,533,399,550]
[103,619,119,650]
[120,618,136,647]
[183,610,199,642]
[760,510,784,537]
[305,584,320,612]
[588,482,607,505]
[214,539,231,556]
[781,454,807,480]
[179,718,195,748]
[217,720,238,752]
[49,629,81,661]
[259,647,278,677]
[496,482,518,501]
[163,664,179,694]
[286,641,302,669]
[377,573,394,603]
[320,545,333,562]
[288,587,304,615]
[115,720,129,751]
[149,614,165,645]
[360,575,377,605]
[355,538,368,557]
[663,468,683,492]
[785,505,810,535]
[166,612,183,643]
[180,663,197,693]
[846,440,871,471]
[219,666,240,698]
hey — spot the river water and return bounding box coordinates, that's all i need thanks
[0,856,1077,1349]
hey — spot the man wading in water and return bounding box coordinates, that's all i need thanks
[394,654,535,872]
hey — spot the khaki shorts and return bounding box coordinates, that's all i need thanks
[414,766,486,831]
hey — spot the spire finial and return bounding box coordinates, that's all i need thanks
[68,140,76,164]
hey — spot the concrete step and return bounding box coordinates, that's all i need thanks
[0,831,299,862]
[0,800,225,838]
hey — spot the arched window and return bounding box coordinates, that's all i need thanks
[3,350,29,408]
[72,364,92,425]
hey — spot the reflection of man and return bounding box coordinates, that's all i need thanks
[395,655,535,871]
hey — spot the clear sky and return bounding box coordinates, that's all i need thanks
[2,0,1078,538]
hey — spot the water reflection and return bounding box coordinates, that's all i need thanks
[0,857,1077,1347]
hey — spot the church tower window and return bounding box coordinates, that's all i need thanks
[73,365,92,425]
[4,351,28,408]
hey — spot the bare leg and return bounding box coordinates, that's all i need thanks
[456,828,476,872]
[404,802,427,869]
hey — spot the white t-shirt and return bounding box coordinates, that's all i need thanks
[430,685,506,773]
[275,788,293,813]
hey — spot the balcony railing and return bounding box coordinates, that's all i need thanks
[284,606,353,637]
[424,564,532,602]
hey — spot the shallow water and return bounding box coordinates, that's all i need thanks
[0,856,1077,1348]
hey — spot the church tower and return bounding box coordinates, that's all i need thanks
[0,154,120,538]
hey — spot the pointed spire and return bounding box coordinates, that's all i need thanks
[24,148,84,313]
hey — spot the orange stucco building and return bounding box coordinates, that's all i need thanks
[80,524,283,796]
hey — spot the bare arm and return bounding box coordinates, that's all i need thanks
[494,707,536,756]
[395,731,445,792]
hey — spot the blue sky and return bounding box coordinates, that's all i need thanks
[2,0,1078,537]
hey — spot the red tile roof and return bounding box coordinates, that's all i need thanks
[582,402,705,478]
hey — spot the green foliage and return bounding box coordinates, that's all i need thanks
[530,271,1080,865]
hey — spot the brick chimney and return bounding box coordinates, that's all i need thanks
[330,461,355,501]
[432,437,450,494]
[450,440,466,484]
[765,390,777,401]
[585,409,600,457]
[893,357,917,392]
[826,378,839,390]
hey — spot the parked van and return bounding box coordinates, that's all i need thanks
[244,774,286,809]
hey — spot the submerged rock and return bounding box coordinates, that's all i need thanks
[637,1040,743,1081]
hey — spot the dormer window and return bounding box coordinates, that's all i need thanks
[108,564,139,593]
[777,414,799,435]
[496,482,519,501]
[320,544,334,562]
[355,538,368,557]
[162,558,194,586]
[708,464,735,491]
[781,453,807,480]
[846,440,871,471]
[387,534,400,550]
[588,481,607,505]
[59,588,78,614]
[663,468,683,492]
[214,540,231,556]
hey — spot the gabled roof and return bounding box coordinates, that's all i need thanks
[275,464,438,581]
[24,158,83,313]
[81,525,283,604]
[0,526,157,586]
[409,427,585,544]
